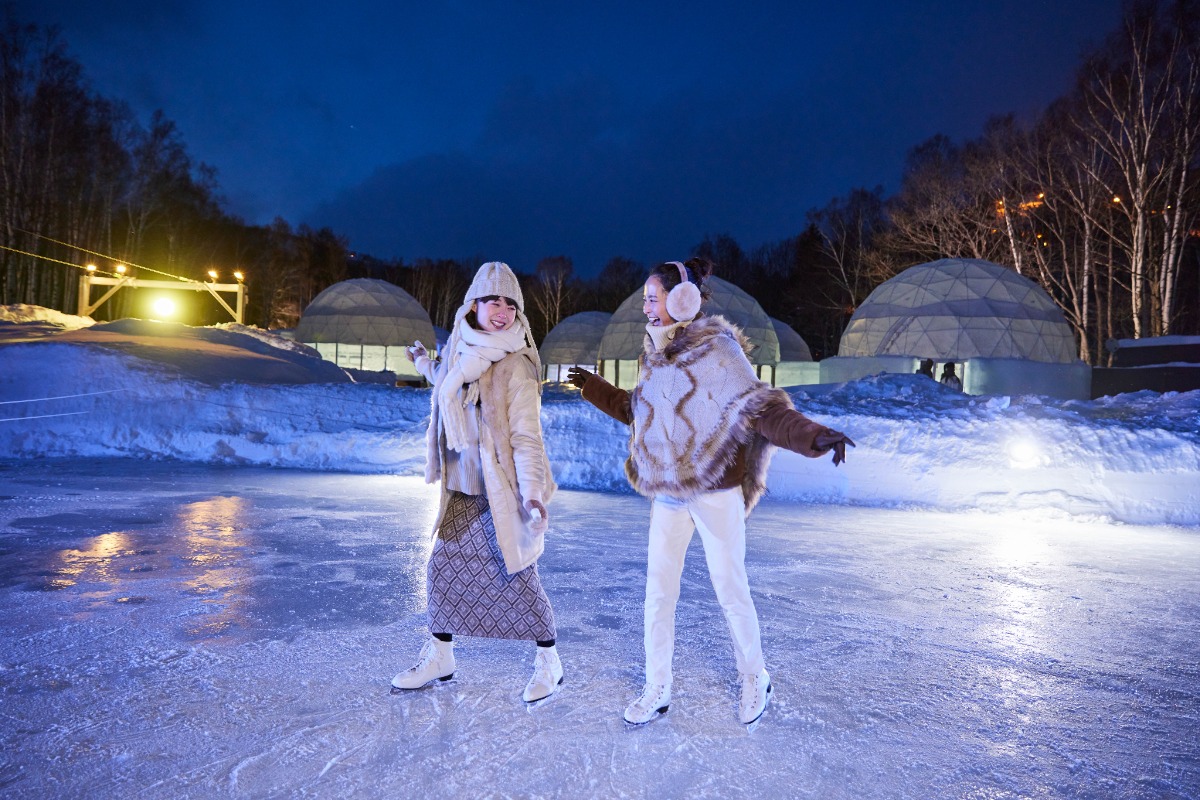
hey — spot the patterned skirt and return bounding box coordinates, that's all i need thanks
[427,491,556,641]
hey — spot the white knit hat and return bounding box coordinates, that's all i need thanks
[465,261,524,312]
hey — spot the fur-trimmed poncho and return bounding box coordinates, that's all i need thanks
[581,314,832,515]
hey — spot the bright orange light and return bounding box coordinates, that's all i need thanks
[1113,196,1122,204]
[115,264,127,274]
[207,269,218,280]
[85,263,96,272]
[233,271,244,281]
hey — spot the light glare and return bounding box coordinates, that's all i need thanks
[151,297,177,319]
[1007,438,1041,469]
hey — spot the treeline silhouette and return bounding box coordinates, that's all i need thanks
[2,3,1197,364]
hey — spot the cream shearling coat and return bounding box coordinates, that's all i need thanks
[418,347,556,575]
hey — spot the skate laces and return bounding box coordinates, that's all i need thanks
[412,640,438,671]
[633,684,668,709]
[739,672,767,707]
[532,648,557,679]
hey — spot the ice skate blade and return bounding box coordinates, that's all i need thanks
[389,672,454,694]
[624,704,669,725]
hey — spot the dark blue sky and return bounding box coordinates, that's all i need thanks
[25,1,1123,275]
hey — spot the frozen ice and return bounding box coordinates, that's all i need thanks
[0,462,1197,798]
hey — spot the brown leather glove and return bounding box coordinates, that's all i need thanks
[812,429,855,466]
[566,366,595,390]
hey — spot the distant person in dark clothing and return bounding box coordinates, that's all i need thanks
[940,362,963,391]
[917,359,935,379]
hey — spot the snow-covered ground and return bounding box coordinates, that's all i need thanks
[1,308,1197,525]
[1,307,1198,798]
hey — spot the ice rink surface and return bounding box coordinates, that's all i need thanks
[1,459,1197,799]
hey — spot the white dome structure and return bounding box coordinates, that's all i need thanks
[540,311,610,382]
[295,279,436,378]
[770,318,813,362]
[838,258,1077,363]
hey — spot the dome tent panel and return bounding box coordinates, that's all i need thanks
[961,322,1008,356]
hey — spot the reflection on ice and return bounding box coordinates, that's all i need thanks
[180,495,254,639]
[52,530,133,590]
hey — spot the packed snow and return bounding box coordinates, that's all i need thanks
[1,308,1196,525]
[1,307,1198,798]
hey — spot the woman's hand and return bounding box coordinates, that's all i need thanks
[525,498,549,533]
[405,340,428,363]
[565,366,594,389]
[813,429,856,466]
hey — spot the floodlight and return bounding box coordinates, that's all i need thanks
[151,297,177,319]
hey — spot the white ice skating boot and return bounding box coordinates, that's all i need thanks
[391,638,455,690]
[522,645,564,703]
[623,683,671,725]
[738,668,772,724]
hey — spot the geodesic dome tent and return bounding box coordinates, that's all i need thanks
[540,311,611,382]
[295,278,436,377]
[771,318,813,362]
[838,258,1077,363]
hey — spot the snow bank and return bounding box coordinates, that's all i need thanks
[0,304,95,328]
[1,312,1197,525]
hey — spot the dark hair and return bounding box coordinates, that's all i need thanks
[649,257,715,302]
[465,295,519,330]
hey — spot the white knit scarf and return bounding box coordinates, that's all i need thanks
[646,319,689,352]
[438,319,530,452]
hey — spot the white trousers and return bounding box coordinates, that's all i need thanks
[643,486,765,685]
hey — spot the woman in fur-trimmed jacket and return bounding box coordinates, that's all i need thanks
[391,261,563,704]
[568,258,853,727]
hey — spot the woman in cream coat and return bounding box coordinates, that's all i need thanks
[391,262,562,703]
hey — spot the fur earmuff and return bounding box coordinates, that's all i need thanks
[665,261,701,322]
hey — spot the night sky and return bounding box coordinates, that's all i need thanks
[23,1,1123,275]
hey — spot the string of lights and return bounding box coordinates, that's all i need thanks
[13,228,203,284]
[0,243,125,278]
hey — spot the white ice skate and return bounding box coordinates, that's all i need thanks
[522,645,563,703]
[738,668,771,724]
[623,683,671,725]
[391,638,455,691]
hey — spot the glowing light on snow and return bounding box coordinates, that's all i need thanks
[151,296,177,319]
[1007,437,1042,469]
